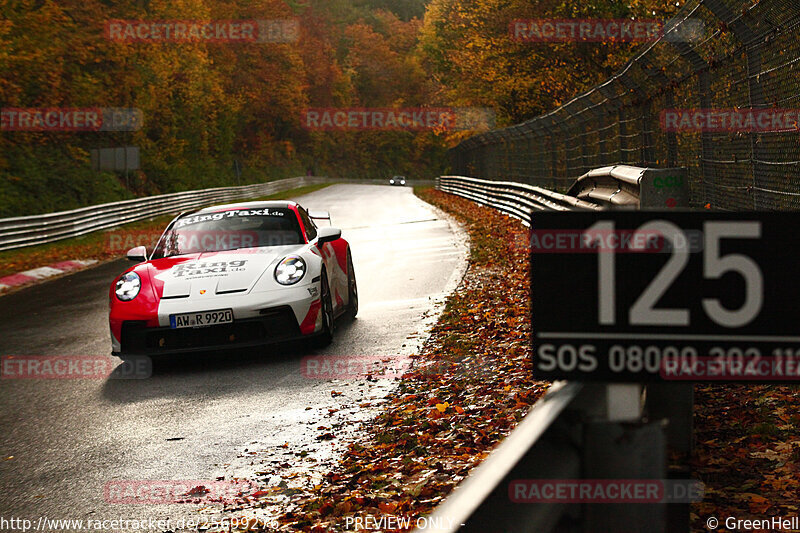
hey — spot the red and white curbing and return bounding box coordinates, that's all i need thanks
[0,260,98,293]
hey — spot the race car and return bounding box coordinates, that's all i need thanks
[389,176,406,186]
[108,201,357,357]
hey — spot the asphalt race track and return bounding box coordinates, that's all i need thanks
[0,184,468,529]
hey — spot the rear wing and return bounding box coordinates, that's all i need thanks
[309,210,331,226]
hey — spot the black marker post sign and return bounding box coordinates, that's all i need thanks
[531,211,800,382]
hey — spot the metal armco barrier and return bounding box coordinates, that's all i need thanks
[0,176,328,252]
[437,175,603,225]
[437,165,688,222]
[427,171,694,533]
[567,165,690,210]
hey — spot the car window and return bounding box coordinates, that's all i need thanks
[152,207,303,258]
[298,208,317,241]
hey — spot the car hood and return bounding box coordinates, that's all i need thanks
[148,246,306,298]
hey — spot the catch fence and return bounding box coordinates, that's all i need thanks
[449,0,800,210]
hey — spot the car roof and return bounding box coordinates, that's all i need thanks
[190,200,298,215]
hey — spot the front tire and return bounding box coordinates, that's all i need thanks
[313,271,334,348]
[346,251,358,319]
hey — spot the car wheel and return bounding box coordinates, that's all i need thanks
[346,250,358,318]
[313,271,335,348]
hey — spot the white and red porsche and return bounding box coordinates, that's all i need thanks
[108,201,357,357]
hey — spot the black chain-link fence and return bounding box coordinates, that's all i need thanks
[449,0,800,210]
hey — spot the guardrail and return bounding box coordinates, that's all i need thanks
[0,176,328,252]
[0,177,337,252]
[439,165,689,219]
[437,176,603,225]
[566,165,690,209]
[428,172,693,533]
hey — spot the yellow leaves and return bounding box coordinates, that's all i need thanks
[435,402,449,412]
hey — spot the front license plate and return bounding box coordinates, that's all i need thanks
[169,309,234,329]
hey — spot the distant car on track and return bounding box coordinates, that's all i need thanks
[389,176,406,186]
[108,201,357,357]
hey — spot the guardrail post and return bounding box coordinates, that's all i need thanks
[645,384,694,455]
[582,420,667,533]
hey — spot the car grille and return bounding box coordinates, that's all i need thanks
[120,306,300,353]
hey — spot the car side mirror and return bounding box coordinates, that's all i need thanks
[126,246,147,262]
[317,227,342,245]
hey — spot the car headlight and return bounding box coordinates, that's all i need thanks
[115,272,141,301]
[275,256,306,285]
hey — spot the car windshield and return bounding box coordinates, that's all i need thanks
[152,207,303,258]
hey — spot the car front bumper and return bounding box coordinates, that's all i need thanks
[113,306,307,356]
[110,283,324,357]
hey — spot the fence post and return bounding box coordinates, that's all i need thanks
[668,42,713,207]
[638,55,677,168]
[641,100,655,167]
[618,107,628,165]
[665,91,678,168]
[524,134,533,186]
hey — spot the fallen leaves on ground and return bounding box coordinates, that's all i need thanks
[691,384,800,531]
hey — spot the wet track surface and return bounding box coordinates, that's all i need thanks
[0,184,468,528]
